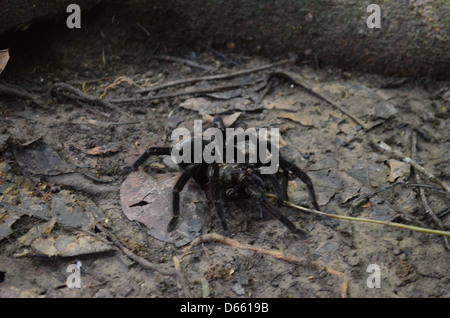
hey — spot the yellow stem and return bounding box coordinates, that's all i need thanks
[266,194,450,237]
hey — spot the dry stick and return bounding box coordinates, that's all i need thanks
[196,41,241,67]
[106,82,253,103]
[200,243,212,264]
[53,82,109,103]
[265,71,368,129]
[254,77,274,105]
[73,99,111,118]
[411,131,450,249]
[136,59,291,94]
[99,76,145,99]
[325,267,349,298]
[52,82,131,118]
[437,207,450,219]
[154,54,217,72]
[411,132,447,226]
[189,233,348,298]
[0,83,47,109]
[370,137,450,194]
[297,81,367,130]
[189,233,317,268]
[351,182,444,210]
[95,223,189,297]
[266,194,450,237]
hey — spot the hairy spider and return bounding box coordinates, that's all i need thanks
[126,116,320,238]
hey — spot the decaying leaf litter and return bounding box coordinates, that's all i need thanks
[0,48,449,298]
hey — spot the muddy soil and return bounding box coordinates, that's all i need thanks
[0,6,449,298]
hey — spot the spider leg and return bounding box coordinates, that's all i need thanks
[224,169,284,206]
[260,173,287,205]
[261,198,308,238]
[246,172,285,205]
[244,138,288,203]
[167,163,202,232]
[258,139,317,209]
[245,183,308,238]
[279,156,320,211]
[130,146,171,171]
[281,169,289,200]
[208,164,231,235]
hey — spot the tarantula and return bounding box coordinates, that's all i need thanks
[126,116,320,237]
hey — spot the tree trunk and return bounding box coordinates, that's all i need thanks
[0,0,448,78]
[165,0,449,78]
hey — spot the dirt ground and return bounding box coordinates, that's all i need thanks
[0,5,449,298]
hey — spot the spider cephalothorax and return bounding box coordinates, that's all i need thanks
[126,116,320,238]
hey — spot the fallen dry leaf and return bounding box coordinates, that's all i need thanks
[202,112,241,128]
[120,170,209,246]
[68,142,121,155]
[387,159,410,182]
[16,217,112,258]
[274,110,317,127]
[179,97,262,115]
[18,218,57,246]
[0,49,9,75]
[30,235,113,257]
[222,112,242,127]
[361,201,371,208]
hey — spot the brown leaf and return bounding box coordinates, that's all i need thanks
[179,97,261,115]
[120,170,209,246]
[18,218,57,246]
[30,235,112,257]
[69,142,121,156]
[387,159,410,182]
[222,112,242,127]
[274,110,317,127]
[361,201,371,208]
[0,49,9,75]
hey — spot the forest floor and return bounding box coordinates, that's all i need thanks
[0,5,449,298]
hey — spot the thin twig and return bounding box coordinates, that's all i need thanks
[136,22,150,36]
[351,182,445,209]
[73,99,111,118]
[95,223,189,297]
[370,137,450,193]
[106,82,253,103]
[99,76,145,99]
[189,233,317,268]
[254,76,274,105]
[154,54,216,72]
[53,82,102,103]
[437,207,450,219]
[52,82,130,118]
[201,243,212,264]
[0,82,47,109]
[271,72,368,129]
[325,267,349,298]
[188,233,348,297]
[266,194,450,237]
[196,41,241,67]
[136,59,291,94]
[411,131,449,249]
